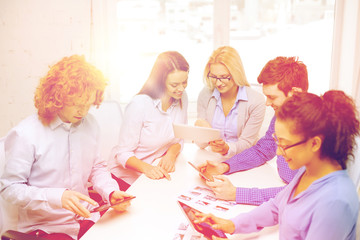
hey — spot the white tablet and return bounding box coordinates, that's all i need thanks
[173,123,221,143]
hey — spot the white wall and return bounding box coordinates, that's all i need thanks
[0,0,92,136]
[330,0,360,105]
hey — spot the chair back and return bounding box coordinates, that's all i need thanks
[0,137,19,235]
[0,137,4,233]
[89,100,123,163]
[347,137,360,190]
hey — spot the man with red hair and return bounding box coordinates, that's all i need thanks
[0,55,133,240]
[198,56,309,205]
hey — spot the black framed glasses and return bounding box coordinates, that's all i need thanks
[272,133,308,156]
[207,73,231,84]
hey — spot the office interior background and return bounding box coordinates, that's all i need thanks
[0,0,359,137]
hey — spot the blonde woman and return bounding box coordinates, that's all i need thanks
[196,46,265,157]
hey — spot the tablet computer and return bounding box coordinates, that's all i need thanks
[177,200,227,239]
[173,123,221,143]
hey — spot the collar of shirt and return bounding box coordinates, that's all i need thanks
[212,86,248,108]
[289,167,348,201]
[49,116,83,131]
[153,98,180,113]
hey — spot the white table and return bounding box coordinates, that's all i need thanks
[82,144,285,240]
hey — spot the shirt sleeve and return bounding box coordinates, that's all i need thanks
[226,94,266,157]
[89,155,119,203]
[231,197,280,234]
[0,130,65,210]
[235,186,285,206]
[88,121,119,203]
[114,96,146,168]
[225,116,277,174]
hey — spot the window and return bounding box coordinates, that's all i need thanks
[113,0,335,103]
[229,0,335,95]
[115,0,213,103]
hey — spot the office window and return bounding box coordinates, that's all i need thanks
[229,0,335,94]
[114,0,335,103]
[115,0,213,103]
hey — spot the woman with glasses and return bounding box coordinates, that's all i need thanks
[109,51,189,189]
[196,46,266,157]
[194,90,359,240]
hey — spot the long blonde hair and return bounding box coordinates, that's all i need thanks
[203,46,249,90]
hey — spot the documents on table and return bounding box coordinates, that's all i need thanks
[173,185,237,240]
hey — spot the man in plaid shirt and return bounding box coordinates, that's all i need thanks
[198,56,309,205]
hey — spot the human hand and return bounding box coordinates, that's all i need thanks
[209,139,229,155]
[212,235,229,240]
[109,191,134,212]
[193,212,235,235]
[197,160,229,178]
[157,153,176,173]
[206,176,236,201]
[61,190,98,218]
[195,119,212,128]
[143,164,171,180]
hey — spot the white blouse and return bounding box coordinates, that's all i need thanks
[109,93,188,184]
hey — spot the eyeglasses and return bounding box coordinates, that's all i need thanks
[207,73,231,84]
[272,133,308,156]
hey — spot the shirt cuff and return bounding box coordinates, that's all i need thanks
[235,187,251,205]
[46,188,67,209]
[115,152,134,168]
[224,142,236,158]
[224,157,238,174]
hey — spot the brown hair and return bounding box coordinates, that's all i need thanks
[138,51,189,99]
[276,90,360,169]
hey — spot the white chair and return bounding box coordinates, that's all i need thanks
[357,197,360,240]
[0,137,19,235]
[347,137,360,239]
[347,137,360,190]
[88,100,123,164]
[0,137,4,234]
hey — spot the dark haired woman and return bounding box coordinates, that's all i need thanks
[109,51,189,188]
[194,90,359,240]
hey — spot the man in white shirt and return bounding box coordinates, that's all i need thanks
[0,55,133,240]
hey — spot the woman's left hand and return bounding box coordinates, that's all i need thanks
[209,139,229,155]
